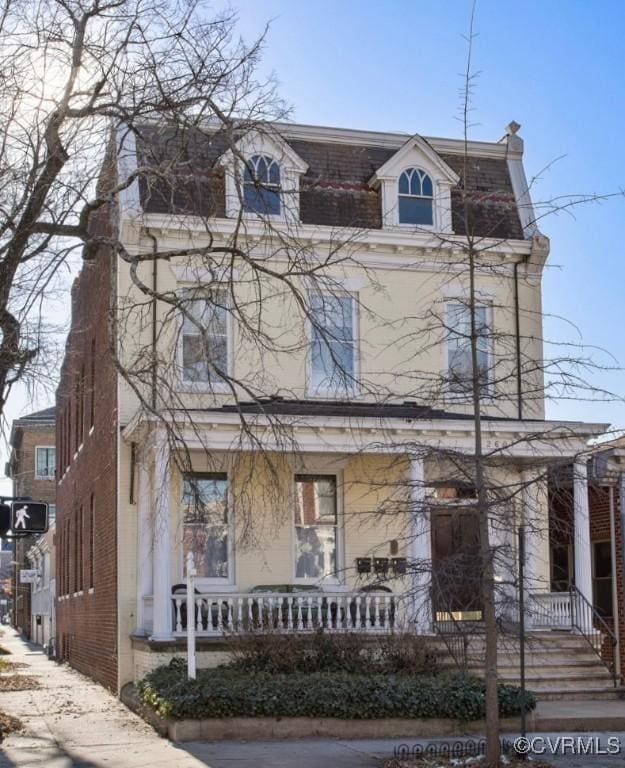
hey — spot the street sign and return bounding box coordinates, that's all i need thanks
[10,502,49,535]
[19,570,38,584]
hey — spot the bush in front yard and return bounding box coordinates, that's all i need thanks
[225,631,437,676]
[138,663,536,721]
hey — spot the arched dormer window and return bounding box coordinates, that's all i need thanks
[398,167,433,226]
[243,154,281,216]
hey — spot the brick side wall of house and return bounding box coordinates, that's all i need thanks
[55,186,118,691]
[9,422,56,638]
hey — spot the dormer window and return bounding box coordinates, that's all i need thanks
[243,154,281,216]
[398,168,433,225]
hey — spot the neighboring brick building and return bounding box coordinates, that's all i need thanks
[55,186,118,691]
[6,407,56,637]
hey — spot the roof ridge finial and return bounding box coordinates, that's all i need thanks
[506,120,521,135]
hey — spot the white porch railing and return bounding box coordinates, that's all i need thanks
[171,591,401,636]
[530,591,573,629]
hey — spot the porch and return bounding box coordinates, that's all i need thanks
[123,409,607,686]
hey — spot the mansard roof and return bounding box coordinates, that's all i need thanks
[133,122,525,241]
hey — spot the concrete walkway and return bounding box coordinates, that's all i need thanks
[4,627,625,767]
[0,629,206,767]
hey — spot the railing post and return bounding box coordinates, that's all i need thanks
[186,552,196,681]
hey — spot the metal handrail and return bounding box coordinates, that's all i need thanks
[431,588,468,675]
[570,585,618,686]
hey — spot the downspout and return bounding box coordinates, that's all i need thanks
[514,260,523,421]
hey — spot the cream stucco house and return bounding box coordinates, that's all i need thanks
[54,119,610,695]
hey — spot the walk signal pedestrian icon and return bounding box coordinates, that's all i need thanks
[10,502,48,534]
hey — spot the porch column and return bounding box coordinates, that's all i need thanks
[521,469,541,630]
[150,436,173,640]
[135,453,153,635]
[573,457,593,630]
[409,454,432,633]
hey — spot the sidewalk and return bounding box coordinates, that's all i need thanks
[3,627,625,768]
[0,629,206,767]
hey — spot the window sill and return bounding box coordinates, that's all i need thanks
[178,382,230,394]
[305,389,359,401]
[88,587,95,594]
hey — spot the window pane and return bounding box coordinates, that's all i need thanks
[398,196,433,225]
[594,541,612,579]
[181,293,228,384]
[398,170,410,195]
[183,475,229,579]
[36,447,55,476]
[295,525,336,579]
[310,295,354,393]
[421,173,433,197]
[295,475,337,525]
[295,475,337,579]
[243,184,280,215]
[447,303,490,392]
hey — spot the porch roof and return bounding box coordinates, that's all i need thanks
[122,398,608,460]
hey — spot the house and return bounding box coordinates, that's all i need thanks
[55,119,608,695]
[6,406,56,641]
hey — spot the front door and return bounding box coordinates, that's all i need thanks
[431,507,483,621]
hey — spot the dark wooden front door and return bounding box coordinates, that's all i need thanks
[431,507,483,621]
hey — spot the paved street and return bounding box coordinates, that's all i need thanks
[3,628,625,767]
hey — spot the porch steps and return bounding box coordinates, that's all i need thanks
[430,632,620,701]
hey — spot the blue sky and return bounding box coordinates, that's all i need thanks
[2,0,624,489]
[229,0,625,429]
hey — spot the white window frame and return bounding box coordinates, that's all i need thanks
[180,472,235,589]
[442,300,494,402]
[306,291,359,399]
[176,286,233,394]
[292,472,344,587]
[220,132,308,226]
[34,446,56,480]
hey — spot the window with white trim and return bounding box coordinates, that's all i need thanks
[180,288,228,386]
[398,167,433,225]
[35,447,55,479]
[182,473,229,580]
[309,293,355,395]
[294,474,337,580]
[243,154,281,216]
[446,302,491,394]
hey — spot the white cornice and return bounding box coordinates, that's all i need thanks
[127,213,534,259]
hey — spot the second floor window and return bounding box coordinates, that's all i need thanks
[310,293,355,395]
[181,289,228,386]
[243,154,281,216]
[398,167,433,226]
[35,447,55,479]
[446,302,491,394]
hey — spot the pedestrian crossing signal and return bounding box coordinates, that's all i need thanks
[10,502,49,535]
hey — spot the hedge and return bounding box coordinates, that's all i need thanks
[138,662,536,722]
